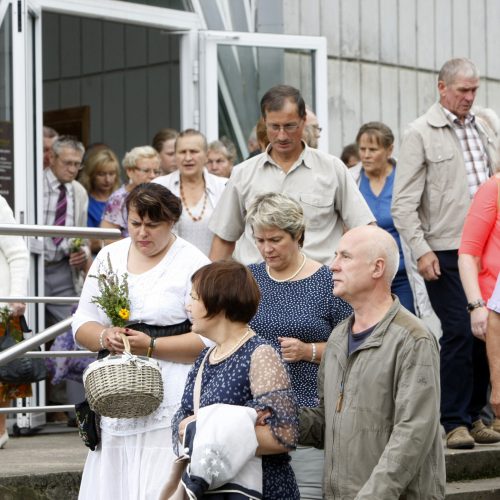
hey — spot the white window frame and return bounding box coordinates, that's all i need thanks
[198,30,329,152]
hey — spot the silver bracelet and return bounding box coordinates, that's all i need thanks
[310,342,317,362]
[99,329,107,350]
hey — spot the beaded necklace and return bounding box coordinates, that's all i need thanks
[210,327,253,363]
[266,252,307,283]
[180,179,207,222]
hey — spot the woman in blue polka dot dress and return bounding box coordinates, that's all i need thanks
[246,193,353,500]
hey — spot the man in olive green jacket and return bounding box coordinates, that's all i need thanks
[299,226,445,499]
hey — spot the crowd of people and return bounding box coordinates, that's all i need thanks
[0,55,499,499]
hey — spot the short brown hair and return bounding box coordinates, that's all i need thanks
[126,183,182,224]
[355,122,394,149]
[191,261,260,324]
[151,128,179,153]
[260,84,306,119]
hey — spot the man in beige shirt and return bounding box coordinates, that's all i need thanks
[392,58,499,449]
[209,85,374,265]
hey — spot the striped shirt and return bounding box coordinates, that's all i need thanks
[43,168,75,262]
[442,106,490,197]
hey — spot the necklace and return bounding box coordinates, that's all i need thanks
[211,327,252,363]
[266,252,307,283]
[180,180,207,222]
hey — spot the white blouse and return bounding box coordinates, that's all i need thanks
[72,236,210,436]
[0,195,29,307]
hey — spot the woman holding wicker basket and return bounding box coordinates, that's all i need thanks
[72,183,210,500]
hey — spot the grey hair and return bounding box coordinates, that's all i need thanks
[43,126,58,139]
[438,58,479,85]
[122,145,160,170]
[246,193,305,246]
[52,135,85,156]
[208,138,237,162]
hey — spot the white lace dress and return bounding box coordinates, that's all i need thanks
[72,236,210,500]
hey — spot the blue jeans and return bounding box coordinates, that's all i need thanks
[425,250,489,433]
[392,270,415,314]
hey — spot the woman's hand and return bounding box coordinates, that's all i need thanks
[106,327,150,355]
[178,415,196,442]
[9,302,26,317]
[471,307,488,342]
[278,337,308,362]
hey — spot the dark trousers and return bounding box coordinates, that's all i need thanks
[425,250,490,433]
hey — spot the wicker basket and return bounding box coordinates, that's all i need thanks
[83,333,163,418]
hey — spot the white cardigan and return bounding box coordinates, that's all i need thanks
[0,195,29,308]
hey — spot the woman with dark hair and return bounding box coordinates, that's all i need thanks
[172,260,300,499]
[72,183,210,500]
[152,128,178,175]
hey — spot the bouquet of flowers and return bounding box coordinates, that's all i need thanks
[0,306,22,342]
[69,237,84,253]
[83,254,163,419]
[90,253,131,327]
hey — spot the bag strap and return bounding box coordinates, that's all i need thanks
[193,347,213,415]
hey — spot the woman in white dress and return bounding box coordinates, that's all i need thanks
[154,129,226,256]
[72,183,210,500]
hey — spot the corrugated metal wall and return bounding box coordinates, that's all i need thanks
[283,0,500,157]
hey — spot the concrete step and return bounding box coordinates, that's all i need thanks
[446,443,500,482]
[446,478,500,499]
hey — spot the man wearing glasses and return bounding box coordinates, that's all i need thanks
[209,84,374,265]
[43,135,89,327]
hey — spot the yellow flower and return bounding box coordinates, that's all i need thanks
[118,308,130,320]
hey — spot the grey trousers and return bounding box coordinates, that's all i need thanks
[44,258,76,327]
[290,445,324,499]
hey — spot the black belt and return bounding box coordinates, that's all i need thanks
[97,319,192,358]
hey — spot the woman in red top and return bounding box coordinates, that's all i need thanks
[459,173,500,340]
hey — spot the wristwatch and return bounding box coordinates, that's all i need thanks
[466,299,486,313]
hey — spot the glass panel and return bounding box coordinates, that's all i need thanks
[119,0,193,10]
[0,6,15,209]
[42,13,181,162]
[217,45,315,159]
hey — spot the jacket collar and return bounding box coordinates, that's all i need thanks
[426,102,452,128]
[334,295,401,353]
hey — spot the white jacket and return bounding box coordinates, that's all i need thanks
[0,195,29,308]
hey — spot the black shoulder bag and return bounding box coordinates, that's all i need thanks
[0,315,47,384]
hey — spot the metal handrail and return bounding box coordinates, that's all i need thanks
[0,318,73,366]
[0,405,76,414]
[24,351,96,358]
[0,296,79,303]
[0,224,121,238]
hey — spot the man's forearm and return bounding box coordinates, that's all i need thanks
[209,235,236,261]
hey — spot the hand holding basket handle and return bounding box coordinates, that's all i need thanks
[83,332,164,419]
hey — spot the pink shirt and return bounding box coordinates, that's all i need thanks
[459,175,500,301]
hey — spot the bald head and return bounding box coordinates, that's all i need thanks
[304,107,320,148]
[331,226,399,302]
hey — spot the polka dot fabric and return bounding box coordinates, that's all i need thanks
[249,263,352,407]
[173,336,300,500]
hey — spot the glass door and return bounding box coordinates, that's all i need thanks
[198,30,328,159]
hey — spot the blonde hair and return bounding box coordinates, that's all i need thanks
[246,192,305,246]
[122,146,160,170]
[79,148,120,193]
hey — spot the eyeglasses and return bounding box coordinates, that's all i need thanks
[135,167,161,176]
[57,158,83,170]
[266,122,302,134]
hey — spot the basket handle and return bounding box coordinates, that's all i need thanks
[120,333,132,354]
